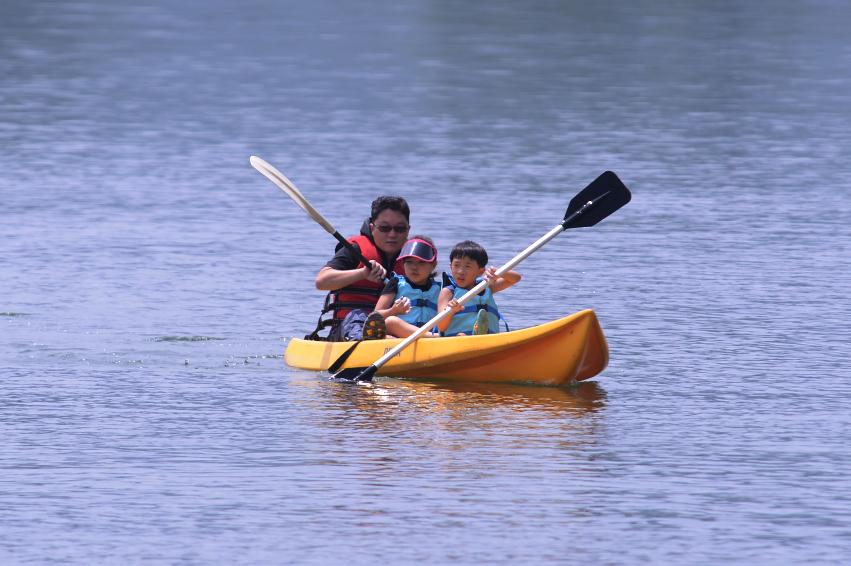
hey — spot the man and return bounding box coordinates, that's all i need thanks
[313,196,410,341]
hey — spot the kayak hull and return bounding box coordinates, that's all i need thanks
[284,309,609,386]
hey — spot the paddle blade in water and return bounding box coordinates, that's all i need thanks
[332,365,377,383]
[562,171,631,229]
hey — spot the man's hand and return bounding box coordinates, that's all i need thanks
[363,260,387,283]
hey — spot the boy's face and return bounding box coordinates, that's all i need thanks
[403,258,433,284]
[449,256,485,288]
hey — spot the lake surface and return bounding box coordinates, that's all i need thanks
[2,0,850,563]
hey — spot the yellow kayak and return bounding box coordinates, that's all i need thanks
[284,309,609,386]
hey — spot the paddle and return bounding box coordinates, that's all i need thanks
[327,340,361,374]
[249,155,380,272]
[333,170,631,383]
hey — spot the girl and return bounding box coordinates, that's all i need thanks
[363,236,441,339]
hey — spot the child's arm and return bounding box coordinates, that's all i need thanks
[436,287,463,332]
[373,293,411,319]
[484,266,522,293]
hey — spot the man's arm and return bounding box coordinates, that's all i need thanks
[315,245,387,291]
[315,264,374,291]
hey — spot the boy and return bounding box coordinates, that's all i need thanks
[437,240,521,336]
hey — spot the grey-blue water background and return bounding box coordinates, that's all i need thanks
[2,0,850,563]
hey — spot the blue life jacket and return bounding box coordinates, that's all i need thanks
[394,274,440,327]
[442,274,508,336]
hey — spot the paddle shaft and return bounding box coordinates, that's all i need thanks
[250,155,386,277]
[330,231,379,273]
[358,203,597,376]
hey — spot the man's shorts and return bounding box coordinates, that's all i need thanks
[331,308,370,342]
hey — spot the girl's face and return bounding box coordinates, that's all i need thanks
[449,256,485,288]
[403,258,433,285]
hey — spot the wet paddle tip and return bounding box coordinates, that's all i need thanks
[332,365,377,383]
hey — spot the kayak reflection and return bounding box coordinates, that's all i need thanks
[293,373,607,425]
[391,379,606,414]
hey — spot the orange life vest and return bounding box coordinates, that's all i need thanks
[331,235,404,319]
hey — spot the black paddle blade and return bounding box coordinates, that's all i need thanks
[563,171,631,229]
[332,365,377,383]
[327,341,361,374]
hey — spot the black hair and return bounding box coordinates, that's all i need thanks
[449,240,488,267]
[370,196,410,223]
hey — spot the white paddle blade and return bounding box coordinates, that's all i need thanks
[249,156,336,235]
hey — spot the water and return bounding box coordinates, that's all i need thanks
[2,0,851,563]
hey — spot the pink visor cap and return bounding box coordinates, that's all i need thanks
[398,239,437,263]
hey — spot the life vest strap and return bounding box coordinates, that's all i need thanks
[319,291,379,314]
[304,315,339,341]
[412,298,439,310]
[307,291,377,341]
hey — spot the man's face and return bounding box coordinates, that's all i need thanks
[370,209,409,255]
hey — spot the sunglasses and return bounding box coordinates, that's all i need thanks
[374,223,409,234]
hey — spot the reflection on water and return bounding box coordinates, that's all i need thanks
[293,376,604,413]
[289,375,605,442]
[393,379,606,412]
